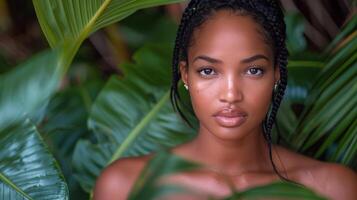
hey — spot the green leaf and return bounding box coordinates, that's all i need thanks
[33,0,185,49]
[286,20,357,166]
[128,150,201,200]
[332,119,357,164]
[224,182,327,200]
[274,100,298,143]
[308,35,356,95]
[274,60,322,142]
[324,16,357,54]
[72,43,196,192]
[40,79,103,199]
[290,49,357,151]
[0,49,63,130]
[0,119,68,199]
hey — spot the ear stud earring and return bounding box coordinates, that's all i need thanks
[184,84,189,90]
[274,80,280,92]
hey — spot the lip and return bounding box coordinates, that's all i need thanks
[213,108,248,127]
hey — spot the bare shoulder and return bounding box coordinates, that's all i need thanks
[274,145,357,200]
[314,162,357,200]
[93,154,152,200]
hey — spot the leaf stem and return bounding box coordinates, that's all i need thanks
[0,172,33,200]
[108,90,170,164]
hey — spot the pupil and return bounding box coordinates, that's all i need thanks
[204,69,212,74]
[251,68,257,74]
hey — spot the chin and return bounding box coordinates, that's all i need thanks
[201,123,253,141]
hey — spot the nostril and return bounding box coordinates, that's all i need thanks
[219,88,243,103]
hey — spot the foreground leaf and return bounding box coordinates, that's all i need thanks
[0,119,68,199]
[130,151,326,200]
[224,182,327,200]
[128,150,201,200]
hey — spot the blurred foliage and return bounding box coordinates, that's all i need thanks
[0,119,68,199]
[0,0,355,199]
[129,150,326,199]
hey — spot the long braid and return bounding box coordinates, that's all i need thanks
[170,0,291,182]
[170,0,201,126]
[257,0,290,181]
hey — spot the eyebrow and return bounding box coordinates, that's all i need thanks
[241,54,270,63]
[193,55,222,64]
[193,54,270,64]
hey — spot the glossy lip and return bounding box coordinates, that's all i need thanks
[213,108,248,127]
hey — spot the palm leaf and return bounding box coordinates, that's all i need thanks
[72,43,196,192]
[288,17,357,165]
[0,119,68,199]
[292,35,356,150]
[274,60,322,142]
[33,0,185,49]
[324,16,357,54]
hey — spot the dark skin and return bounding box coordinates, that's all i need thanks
[94,10,357,200]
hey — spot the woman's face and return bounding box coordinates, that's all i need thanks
[180,10,280,141]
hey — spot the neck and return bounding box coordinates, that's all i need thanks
[177,125,272,176]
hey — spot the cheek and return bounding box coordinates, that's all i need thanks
[244,81,273,119]
[188,78,219,119]
[188,73,220,120]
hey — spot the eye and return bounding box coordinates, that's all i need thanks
[198,67,217,77]
[247,67,264,76]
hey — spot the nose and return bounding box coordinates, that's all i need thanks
[219,75,243,104]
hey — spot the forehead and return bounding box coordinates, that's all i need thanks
[188,10,273,61]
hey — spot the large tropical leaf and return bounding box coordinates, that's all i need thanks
[0,49,63,130]
[289,17,357,165]
[0,119,68,199]
[33,0,185,49]
[40,77,104,199]
[30,0,187,99]
[30,0,190,195]
[72,43,196,192]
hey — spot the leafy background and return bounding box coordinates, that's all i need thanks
[0,0,355,199]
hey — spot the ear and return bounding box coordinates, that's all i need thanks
[179,61,188,85]
[274,64,280,83]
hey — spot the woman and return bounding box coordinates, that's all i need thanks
[94,0,357,199]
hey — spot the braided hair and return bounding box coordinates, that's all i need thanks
[170,0,289,181]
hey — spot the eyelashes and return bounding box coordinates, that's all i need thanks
[198,68,217,76]
[197,66,265,78]
[246,67,265,76]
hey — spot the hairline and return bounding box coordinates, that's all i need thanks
[182,7,276,66]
